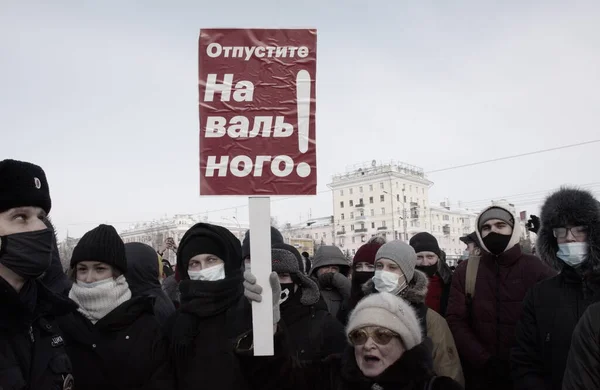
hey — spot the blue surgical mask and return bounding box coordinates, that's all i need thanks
[557,242,588,268]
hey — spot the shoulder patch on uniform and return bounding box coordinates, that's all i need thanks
[51,335,65,348]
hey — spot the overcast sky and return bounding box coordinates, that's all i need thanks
[2,0,599,239]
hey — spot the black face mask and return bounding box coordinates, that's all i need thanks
[0,228,53,279]
[279,283,296,306]
[417,264,438,278]
[352,271,374,286]
[482,232,512,255]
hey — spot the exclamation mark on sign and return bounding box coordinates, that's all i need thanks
[296,70,311,178]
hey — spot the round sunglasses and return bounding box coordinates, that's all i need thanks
[348,327,399,346]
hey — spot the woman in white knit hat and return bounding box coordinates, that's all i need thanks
[239,271,464,390]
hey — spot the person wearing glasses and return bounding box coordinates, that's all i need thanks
[239,274,464,390]
[511,187,600,390]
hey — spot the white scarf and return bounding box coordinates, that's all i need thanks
[69,275,132,324]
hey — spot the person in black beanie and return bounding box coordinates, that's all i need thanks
[409,232,453,316]
[0,159,78,389]
[57,224,173,389]
[165,222,251,390]
[242,226,285,272]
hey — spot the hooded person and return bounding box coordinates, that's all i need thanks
[409,232,453,316]
[0,159,78,389]
[337,236,386,325]
[446,203,555,390]
[361,240,464,386]
[57,224,173,390]
[301,251,312,275]
[512,187,600,390]
[242,226,285,272]
[271,243,347,359]
[125,242,176,327]
[165,222,251,390]
[309,245,352,318]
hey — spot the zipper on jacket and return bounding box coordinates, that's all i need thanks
[28,325,35,343]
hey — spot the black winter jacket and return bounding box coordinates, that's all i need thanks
[562,301,600,389]
[57,296,173,390]
[511,268,600,390]
[237,328,464,390]
[0,278,76,390]
[281,295,347,360]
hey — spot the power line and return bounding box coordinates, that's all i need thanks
[63,141,600,228]
[426,139,600,174]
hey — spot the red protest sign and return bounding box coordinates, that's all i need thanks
[198,29,317,196]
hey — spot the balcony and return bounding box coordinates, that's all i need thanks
[355,228,368,233]
[355,203,365,208]
[336,230,347,236]
[442,225,451,235]
[377,226,388,231]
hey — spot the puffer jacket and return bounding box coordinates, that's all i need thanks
[363,270,464,386]
[446,204,555,389]
[511,188,600,390]
[309,246,351,318]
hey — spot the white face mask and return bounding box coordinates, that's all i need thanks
[557,242,588,268]
[373,270,407,295]
[188,263,225,281]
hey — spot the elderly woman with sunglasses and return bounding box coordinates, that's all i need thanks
[239,271,464,390]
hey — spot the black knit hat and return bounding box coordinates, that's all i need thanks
[409,232,442,258]
[241,226,284,259]
[70,224,127,274]
[0,159,51,214]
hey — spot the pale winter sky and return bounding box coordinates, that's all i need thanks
[1,0,599,239]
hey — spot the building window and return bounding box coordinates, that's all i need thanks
[369,196,374,204]
[340,190,344,196]
[371,222,376,228]
[352,237,356,244]
[397,194,400,201]
[369,184,373,191]
[380,195,385,202]
[381,208,386,215]
[351,224,355,231]
[340,201,344,208]
[360,223,365,230]
[443,215,449,221]
[381,220,386,227]
[341,213,345,220]
[360,210,364,217]
[350,212,354,219]
[349,200,354,207]
[422,188,425,194]
[359,186,363,193]
[380,182,384,189]
[359,198,364,205]
[349,188,354,195]
[371,209,375,217]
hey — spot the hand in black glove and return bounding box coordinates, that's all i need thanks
[526,215,540,234]
[317,271,335,288]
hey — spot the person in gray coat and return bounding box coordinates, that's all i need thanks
[308,245,351,319]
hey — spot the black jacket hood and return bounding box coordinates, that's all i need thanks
[176,223,242,279]
[125,242,161,295]
[537,187,600,273]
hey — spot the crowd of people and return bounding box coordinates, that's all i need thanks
[1,158,599,390]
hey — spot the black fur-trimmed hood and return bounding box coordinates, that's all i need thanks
[537,187,600,273]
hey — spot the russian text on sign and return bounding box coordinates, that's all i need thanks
[206,43,310,61]
[205,116,293,138]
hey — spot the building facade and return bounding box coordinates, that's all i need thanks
[280,216,336,256]
[119,214,248,265]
